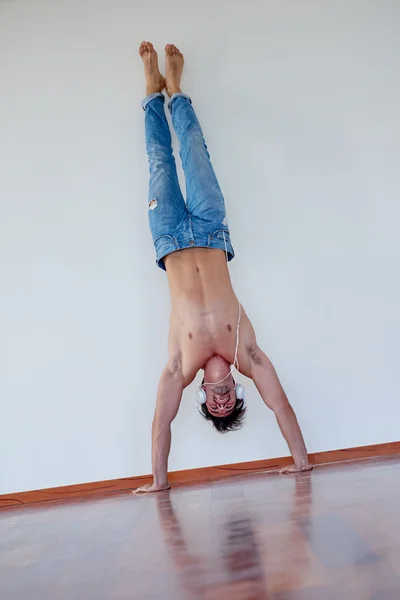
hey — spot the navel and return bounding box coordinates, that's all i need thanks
[227,324,232,332]
[188,332,193,340]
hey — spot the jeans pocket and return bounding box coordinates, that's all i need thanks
[154,234,178,247]
[211,229,230,242]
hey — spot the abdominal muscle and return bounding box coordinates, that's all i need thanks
[164,248,255,385]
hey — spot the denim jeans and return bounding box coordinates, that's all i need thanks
[142,92,235,270]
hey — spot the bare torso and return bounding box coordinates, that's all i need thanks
[164,247,256,386]
[133,41,313,493]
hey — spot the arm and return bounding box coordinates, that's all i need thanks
[134,364,184,493]
[248,345,313,474]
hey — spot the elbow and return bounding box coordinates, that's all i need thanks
[152,415,172,433]
[152,402,178,431]
[272,399,292,417]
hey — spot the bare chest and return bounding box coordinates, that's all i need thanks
[168,307,246,383]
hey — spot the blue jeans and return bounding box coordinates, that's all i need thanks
[142,92,235,270]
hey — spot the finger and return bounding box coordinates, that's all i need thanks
[280,467,293,474]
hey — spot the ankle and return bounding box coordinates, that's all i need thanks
[146,85,162,96]
[167,85,182,97]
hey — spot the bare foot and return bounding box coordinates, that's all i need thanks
[139,41,165,96]
[165,44,184,97]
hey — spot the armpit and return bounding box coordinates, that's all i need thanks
[168,352,183,374]
[246,344,263,366]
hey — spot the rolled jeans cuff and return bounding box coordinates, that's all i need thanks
[141,92,164,110]
[167,93,192,113]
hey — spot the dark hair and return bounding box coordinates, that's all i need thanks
[199,398,247,433]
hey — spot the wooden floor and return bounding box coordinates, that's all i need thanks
[1,457,400,599]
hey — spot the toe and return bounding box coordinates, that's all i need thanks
[145,41,153,51]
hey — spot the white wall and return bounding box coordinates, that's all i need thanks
[1,0,399,495]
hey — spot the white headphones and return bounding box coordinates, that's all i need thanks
[196,382,245,417]
[195,383,245,405]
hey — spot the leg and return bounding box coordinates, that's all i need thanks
[144,95,186,233]
[165,45,227,226]
[140,43,186,269]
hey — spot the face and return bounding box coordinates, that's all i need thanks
[203,355,236,418]
[205,384,236,417]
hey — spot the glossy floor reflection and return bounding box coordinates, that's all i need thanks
[1,456,400,599]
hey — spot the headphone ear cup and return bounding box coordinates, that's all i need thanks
[235,384,245,401]
[195,388,207,404]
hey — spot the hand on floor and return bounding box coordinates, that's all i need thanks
[132,482,171,494]
[279,463,314,475]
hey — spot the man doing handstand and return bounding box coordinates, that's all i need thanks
[134,42,312,493]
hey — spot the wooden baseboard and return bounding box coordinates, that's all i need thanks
[1,440,399,509]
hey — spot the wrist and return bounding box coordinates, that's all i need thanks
[294,456,310,468]
[153,481,170,491]
[153,477,169,487]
